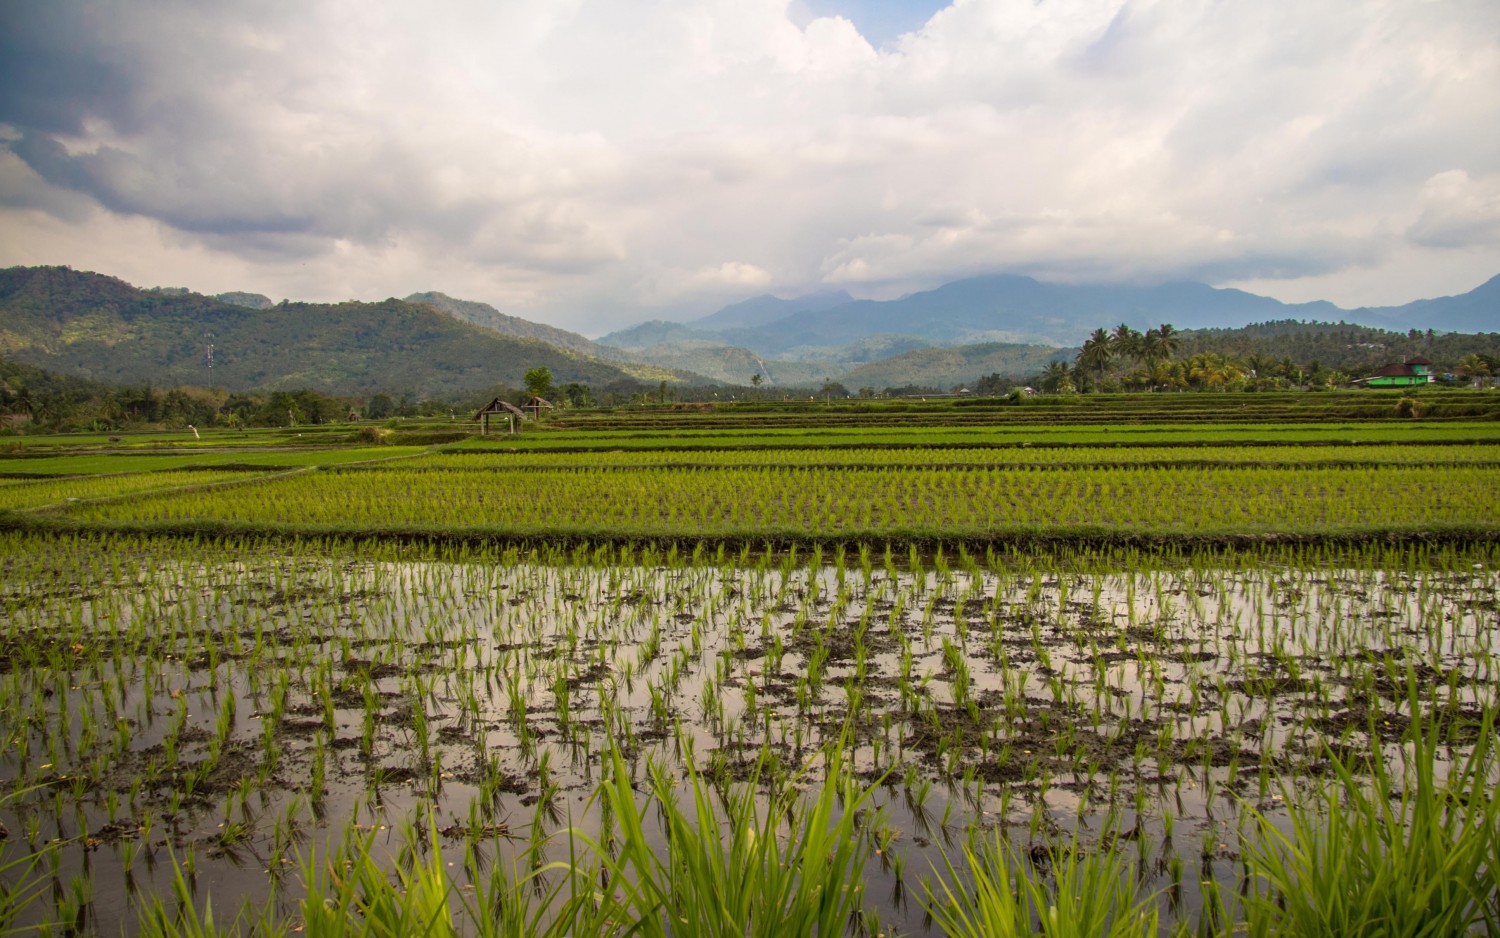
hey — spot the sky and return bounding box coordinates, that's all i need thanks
[1,0,1497,336]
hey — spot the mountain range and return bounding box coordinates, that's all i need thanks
[598,272,1500,385]
[1,264,1495,398]
[0,267,680,399]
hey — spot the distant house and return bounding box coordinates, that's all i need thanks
[1356,357,1433,389]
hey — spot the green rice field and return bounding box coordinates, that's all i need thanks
[0,406,1496,935]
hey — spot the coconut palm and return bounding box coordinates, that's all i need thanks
[1111,324,1142,364]
[1186,352,1243,390]
[1040,360,1075,393]
[1457,354,1492,387]
[1141,324,1179,366]
[1076,328,1114,390]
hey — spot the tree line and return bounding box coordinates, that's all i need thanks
[972,321,1500,395]
[0,356,672,433]
[1,357,375,431]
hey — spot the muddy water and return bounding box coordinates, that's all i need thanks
[1,543,1496,934]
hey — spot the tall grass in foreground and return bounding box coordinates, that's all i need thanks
[132,736,873,938]
[921,684,1498,938]
[124,696,1498,938]
[590,738,875,937]
[1236,683,1499,938]
[923,832,1159,938]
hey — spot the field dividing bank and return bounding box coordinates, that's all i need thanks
[449,420,1500,451]
[545,390,1500,429]
[0,445,429,478]
[0,469,295,513]
[0,446,437,515]
[412,442,1500,470]
[0,534,1495,936]
[43,463,1500,547]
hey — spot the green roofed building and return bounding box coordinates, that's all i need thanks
[1357,357,1433,388]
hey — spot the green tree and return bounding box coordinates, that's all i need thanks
[560,382,594,408]
[524,367,555,399]
[365,393,395,420]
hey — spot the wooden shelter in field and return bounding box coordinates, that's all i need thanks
[472,397,527,435]
[523,396,553,422]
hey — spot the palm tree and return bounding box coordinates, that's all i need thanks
[1139,324,1180,367]
[1186,352,1242,390]
[1076,328,1114,390]
[1040,360,1075,394]
[1144,359,1177,391]
[1111,324,1143,365]
[1457,354,1492,387]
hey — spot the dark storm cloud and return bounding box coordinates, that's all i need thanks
[0,3,136,135]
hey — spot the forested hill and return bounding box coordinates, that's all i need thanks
[0,266,682,398]
[404,291,624,360]
[1174,320,1500,372]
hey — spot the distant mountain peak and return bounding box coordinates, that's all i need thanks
[691,290,855,331]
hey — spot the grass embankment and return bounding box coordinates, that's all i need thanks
[0,445,427,478]
[455,421,1500,452]
[549,388,1500,429]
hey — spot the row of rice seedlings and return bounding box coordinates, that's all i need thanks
[411,441,1500,471]
[117,697,1498,938]
[0,533,1494,932]
[63,463,1500,536]
[0,470,276,513]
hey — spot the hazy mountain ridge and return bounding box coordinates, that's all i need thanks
[834,343,1074,392]
[594,320,712,350]
[595,272,1497,388]
[651,275,1354,354]
[1348,274,1500,334]
[405,291,624,360]
[689,291,854,331]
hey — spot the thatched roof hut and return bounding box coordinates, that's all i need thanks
[523,396,553,421]
[473,397,527,434]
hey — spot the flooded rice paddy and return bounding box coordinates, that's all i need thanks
[1,535,1497,934]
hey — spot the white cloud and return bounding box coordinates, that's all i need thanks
[1408,170,1500,248]
[1,0,1497,332]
